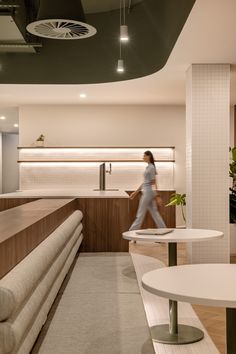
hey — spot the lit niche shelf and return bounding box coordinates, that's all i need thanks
[18,147,175,190]
[17,146,175,163]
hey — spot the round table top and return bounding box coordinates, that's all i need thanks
[122,228,223,243]
[142,264,236,308]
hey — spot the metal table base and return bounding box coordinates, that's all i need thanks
[150,324,204,344]
[150,243,204,345]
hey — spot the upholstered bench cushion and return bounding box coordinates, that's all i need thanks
[0,210,83,321]
[16,236,82,354]
[0,226,83,354]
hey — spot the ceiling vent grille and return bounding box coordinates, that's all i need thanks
[27,19,96,40]
[26,0,96,40]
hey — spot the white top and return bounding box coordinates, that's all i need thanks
[0,189,129,199]
[143,163,156,189]
[142,264,236,308]
[122,228,223,243]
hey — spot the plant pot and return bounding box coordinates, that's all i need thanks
[35,140,44,147]
[176,225,186,229]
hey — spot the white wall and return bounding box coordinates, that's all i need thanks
[2,133,19,193]
[19,104,186,224]
[19,105,185,187]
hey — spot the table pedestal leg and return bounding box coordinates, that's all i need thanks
[226,308,236,353]
[149,242,204,344]
[168,242,177,267]
[169,299,178,334]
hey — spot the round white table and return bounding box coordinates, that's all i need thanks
[142,264,236,353]
[122,228,223,344]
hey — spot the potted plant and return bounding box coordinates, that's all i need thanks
[166,193,186,226]
[35,134,45,147]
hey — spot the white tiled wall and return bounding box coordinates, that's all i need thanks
[20,162,174,191]
[19,148,174,190]
[186,64,230,263]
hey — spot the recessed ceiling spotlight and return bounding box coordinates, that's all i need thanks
[14,123,19,127]
[0,116,6,120]
[79,93,87,98]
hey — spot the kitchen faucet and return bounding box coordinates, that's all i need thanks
[99,162,112,190]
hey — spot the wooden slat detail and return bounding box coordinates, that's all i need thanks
[127,190,176,228]
[0,198,39,212]
[0,199,77,278]
[78,198,129,252]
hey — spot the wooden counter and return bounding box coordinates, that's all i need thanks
[77,198,129,252]
[0,198,39,212]
[127,190,176,228]
[0,199,77,278]
[0,190,175,256]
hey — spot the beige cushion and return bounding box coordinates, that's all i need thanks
[0,227,83,354]
[0,210,83,321]
[15,236,82,354]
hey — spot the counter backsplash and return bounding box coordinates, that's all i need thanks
[19,147,175,190]
[20,162,174,190]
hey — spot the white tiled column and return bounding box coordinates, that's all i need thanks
[186,64,230,263]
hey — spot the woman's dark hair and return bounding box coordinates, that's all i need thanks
[144,150,157,173]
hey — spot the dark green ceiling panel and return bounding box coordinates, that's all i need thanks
[0,0,196,84]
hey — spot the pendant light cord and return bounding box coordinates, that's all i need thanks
[119,0,122,59]
[123,0,126,25]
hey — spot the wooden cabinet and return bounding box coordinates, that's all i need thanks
[127,190,176,229]
[78,198,130,252]
[0,191,175,256]
[78,191,175,252]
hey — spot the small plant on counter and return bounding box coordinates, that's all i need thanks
[35,134,45,147]
[166,193,186,223]
[36,134,45,141]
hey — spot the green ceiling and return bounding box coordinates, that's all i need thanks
[0,0,196,84]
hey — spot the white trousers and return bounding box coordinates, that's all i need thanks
[129,188,166,231]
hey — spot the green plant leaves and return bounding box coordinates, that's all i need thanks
[166,193,186,206]
[230,194,236,223]
[232,147,236,162]
[166,193,186,223]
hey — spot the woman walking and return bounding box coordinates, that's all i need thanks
[129,150,166,230]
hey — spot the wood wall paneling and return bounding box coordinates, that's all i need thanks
[78,198,129,252]
[0,191,175,274]
[0,199,77,278]
[127,191,176,228]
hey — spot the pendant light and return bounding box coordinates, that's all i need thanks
[120,0,129,42]
[120,25,129,42]
[26,0,96,40]
[117,59,124,73]
[116,0,126,73]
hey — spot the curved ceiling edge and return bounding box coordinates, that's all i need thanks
[0,0,196,84]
